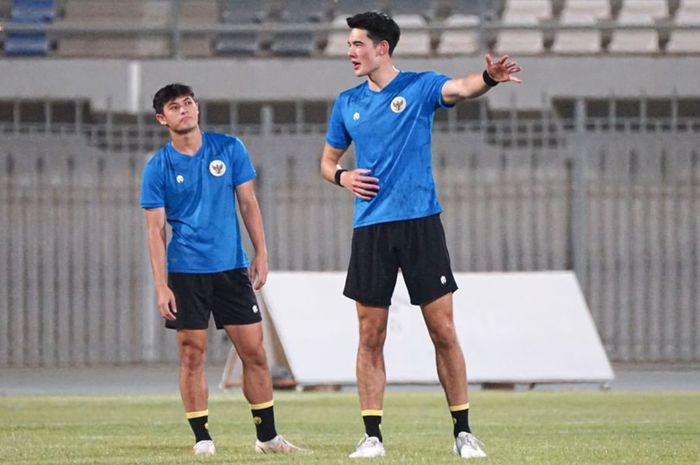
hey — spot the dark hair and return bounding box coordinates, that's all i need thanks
[346,11,400,55]
[152,83,195,114]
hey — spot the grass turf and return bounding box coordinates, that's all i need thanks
[1,390,699,464]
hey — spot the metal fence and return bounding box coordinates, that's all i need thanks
[1,115,699,367]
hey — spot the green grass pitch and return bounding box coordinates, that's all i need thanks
[2,390,699,464]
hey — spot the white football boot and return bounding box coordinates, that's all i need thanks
[192,439,216,456]
[349,435,385,458]
[454,432,487,458]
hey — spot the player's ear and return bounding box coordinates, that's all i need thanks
[155,113,167,126]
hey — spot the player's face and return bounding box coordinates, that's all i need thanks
[347,28,383,77]
[156,95,199,134]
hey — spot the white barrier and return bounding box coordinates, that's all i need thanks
[260,271,614,386]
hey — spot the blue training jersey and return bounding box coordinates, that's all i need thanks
[140,131,256,273]
[326,71,454,228]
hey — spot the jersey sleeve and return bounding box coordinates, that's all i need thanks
[230,138,257,187]
[423,71,455,110]
[140,156,165,209]
[325,96,352,150]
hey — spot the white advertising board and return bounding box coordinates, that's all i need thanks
[261,271,613,386]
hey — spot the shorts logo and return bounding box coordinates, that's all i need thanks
[252,305,259,313]
[390,96,407,113]
[176,175,184,184]
[353,112,361,121]
[209,160,226,177]
[440,275,447,285]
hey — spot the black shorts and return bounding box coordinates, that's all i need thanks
[166,268,262,330]
[344,214,458,307]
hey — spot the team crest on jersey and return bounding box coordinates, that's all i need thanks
[353,112,361,121]
[390,96,407,113]
[176,175,184,184]
[209,160,226,176]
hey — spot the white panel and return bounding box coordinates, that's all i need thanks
[262,271,614,385]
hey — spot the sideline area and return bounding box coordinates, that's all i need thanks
[1,363,699,396]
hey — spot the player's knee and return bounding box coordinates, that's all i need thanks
[179,340,206,369]
[430,325,458,351]
[238,346,268,368]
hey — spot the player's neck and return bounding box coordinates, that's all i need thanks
[170,127,202,156]
[367,64,399,92]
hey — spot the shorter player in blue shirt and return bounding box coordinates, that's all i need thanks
[320,12,522,459]
[141,84,303,456]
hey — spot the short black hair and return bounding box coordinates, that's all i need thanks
[152,83,195,114]
[346,11,400,55]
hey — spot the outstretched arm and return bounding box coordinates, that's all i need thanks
[236,180,268,290]
[441,54,523,105]
[320,143,379,200]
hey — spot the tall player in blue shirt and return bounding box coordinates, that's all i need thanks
[320,12,522,459]
[141,84,303,456]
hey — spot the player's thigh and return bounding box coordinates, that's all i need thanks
[398,214,458,306]
[344,223,400,307]
[211,268,262,328]
[167,272,213,330]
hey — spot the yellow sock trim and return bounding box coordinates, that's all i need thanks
[185,409,209,419]
[250,400,274,410]
[449,403,470,412]
[361,409,383,417]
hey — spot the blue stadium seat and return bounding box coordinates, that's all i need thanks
[4,0,54,56]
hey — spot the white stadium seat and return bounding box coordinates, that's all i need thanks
[436,14,481,56]
[608,11,659,53]
[392,14,431,56]
[552,11,602,54]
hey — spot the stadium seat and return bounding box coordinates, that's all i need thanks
[269,0,324,57]
[180,0,219,57]
[58,0,172,57]
[385,0,434,16]
[329,0,386,17]
[4,0,54,56]
[324,14,350,56]
[436,14,480,56]
[449,0,496,17]
[551,11,601,54]
[391,14,431,56]
[502,0,552,20]
[215,0,267,56]
[666,7,700,53]
[563,0,611,19]
[618,0,668,19]
[495,14,544,55]
[608,11,658,53]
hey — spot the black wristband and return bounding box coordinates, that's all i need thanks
[483,70,499,87]
[335,168,348,186]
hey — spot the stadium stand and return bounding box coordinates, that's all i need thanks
[269,0,325,57]
[552,10,602,54]
[179,0,219,57]
[563,0,611,19]
[3,0,54,56]
[214,0,266,56]
[391,13,431,56]
[495,13,544,55]
[666,0,700,53]
[618,0,668,19]
[58,0,172,58]
[323,14,348,56]
[435,13,480,56]
[608,10,659,53]
[501,0,552,20]
[0,1,699,58]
